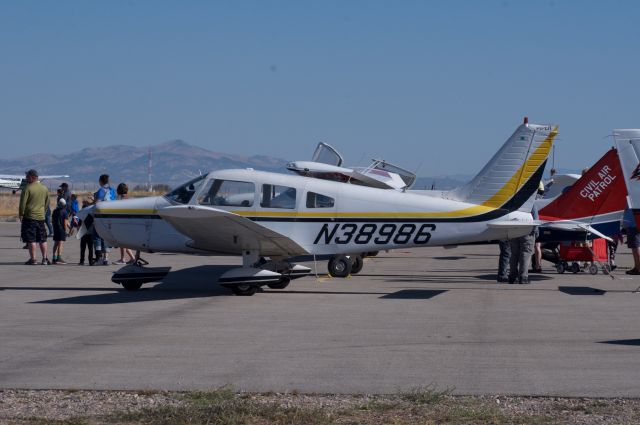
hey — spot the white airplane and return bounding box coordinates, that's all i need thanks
[613,129,640,227]
[0,174,70,193]
[86,118,557,295]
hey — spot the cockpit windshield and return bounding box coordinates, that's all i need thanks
[164,174,207,204]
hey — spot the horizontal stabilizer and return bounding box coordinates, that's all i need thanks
[487,220,543,229]
[541,221,613,242]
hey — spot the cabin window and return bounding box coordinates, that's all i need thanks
[306,192,335,208]
[164,174,207,204]
[261,184,296,209]
[198,180,255,207]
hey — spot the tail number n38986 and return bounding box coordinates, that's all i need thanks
[313,223,436,245]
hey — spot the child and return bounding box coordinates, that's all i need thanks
[113,183,136,265]
[52,198,69,264]
[67,193,80,236]
[79,199,95,265]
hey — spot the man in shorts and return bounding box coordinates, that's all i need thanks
[18,169,51,265]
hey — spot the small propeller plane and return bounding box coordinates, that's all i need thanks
[0,173,70,193]
[86,118,557,295]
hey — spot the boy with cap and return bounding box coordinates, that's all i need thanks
[51,198,69,264]
[19,169,51,265]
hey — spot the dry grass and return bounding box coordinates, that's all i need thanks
[14,389,640,425]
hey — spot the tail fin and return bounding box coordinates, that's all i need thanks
[613,129,640,226]
[448,119,558,212]
[539,148,626,222]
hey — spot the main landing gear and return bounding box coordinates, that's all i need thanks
[327,253,368,278]
[219,250,311,296]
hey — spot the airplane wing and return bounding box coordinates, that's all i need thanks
[158,205,309,257]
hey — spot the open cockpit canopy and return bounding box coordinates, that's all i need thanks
[287,142,416,190]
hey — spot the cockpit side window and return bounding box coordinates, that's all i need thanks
[164,174,207,204]
[261,184,296,209]
[198,180,255,207]
[306,192,335,208]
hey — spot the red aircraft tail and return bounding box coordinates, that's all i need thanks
[539,148,627,221]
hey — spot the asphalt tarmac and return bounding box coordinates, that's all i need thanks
[1,222,640,397]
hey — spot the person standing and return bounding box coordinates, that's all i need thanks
[623,208,640,275]
[18,169,51,265]
[79,199,95,265]
[497,240,511,282]
[51,198,69,264]
[93,174,116,265]
[113,183,136,265]
[59,182,72,207]
[509,204,539,284]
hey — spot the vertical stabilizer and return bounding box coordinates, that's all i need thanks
[539,148,626,222]
[448,119,558,213]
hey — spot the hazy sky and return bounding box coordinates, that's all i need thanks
[2,1,639,175]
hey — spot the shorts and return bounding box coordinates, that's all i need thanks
[53,226,66,242]
[21,219,47,243]
[628,228,640,249]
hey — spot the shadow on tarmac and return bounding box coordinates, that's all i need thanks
[599,339,640,346]
[432,256,466,260]
[380,289,447,299]
[31,265,236,304]
[558,286,606,295]
[475,274,554,282]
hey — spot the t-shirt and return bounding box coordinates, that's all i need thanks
[52,207,68,230]
[19,182,50,221]
[94,185,116,202]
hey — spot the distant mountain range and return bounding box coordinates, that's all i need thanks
[3,139,568,191]
[0,140,289,188]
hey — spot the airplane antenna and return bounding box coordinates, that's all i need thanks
[147,147,153,193]
[551,144,555,172]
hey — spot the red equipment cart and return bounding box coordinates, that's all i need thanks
[556,238,610,274]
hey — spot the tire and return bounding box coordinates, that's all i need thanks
[267,277,291,289]
[122,281,143,291]
[571,262,580,274]
[328,255,352,278]
[556,263,565,274]
[350,255,364,274]
[230,284,257,296]
[589,264,598,275]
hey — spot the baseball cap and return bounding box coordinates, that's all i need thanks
[25,169,38,178]
[59,182,69,188]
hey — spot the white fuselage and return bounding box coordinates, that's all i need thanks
[93,169,535,257]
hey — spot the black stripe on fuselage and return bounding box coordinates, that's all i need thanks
[248,160,547,224]
[92,160,546,225]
